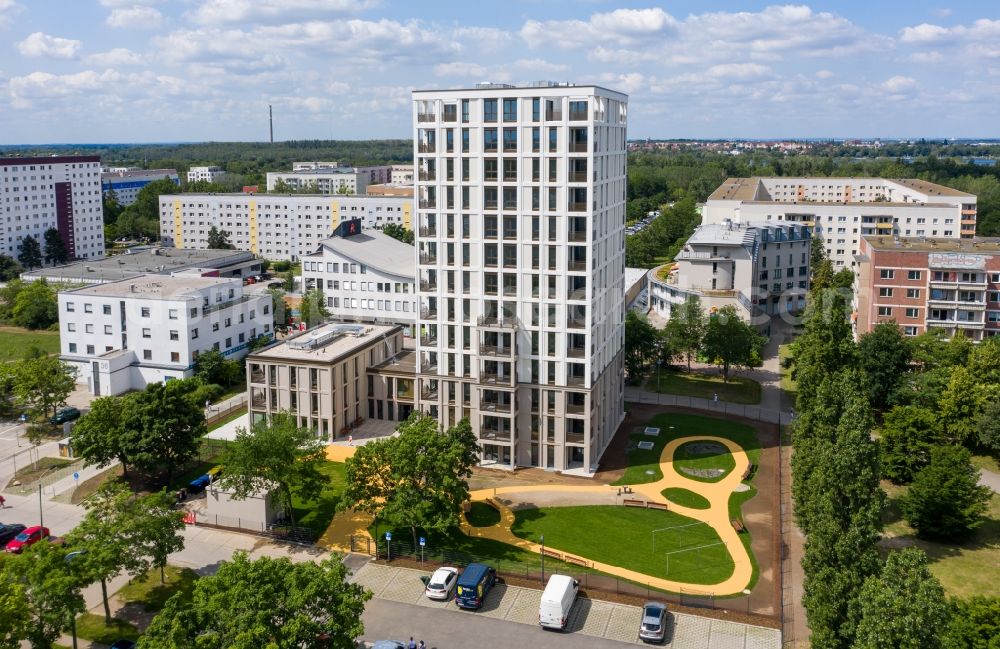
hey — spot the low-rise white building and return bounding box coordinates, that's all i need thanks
[301,229,417,333]
[158,193,412,261]
[648,221,811,328]
[101,169,180,205]
[266,167,370,195]
[187,166,225,183]
[58,274,274,395]
[390,164,413,184]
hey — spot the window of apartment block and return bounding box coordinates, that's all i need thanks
[168,309,178,319]
[142,328,151,338]
[879,287,893,297]
[104,325,112,335]
[65,302,75,312]
[502,98,517,121]
[461,99,469,123]
[879,269,895,279]
[143,350,152,360]
[84,304,93,314]
[906,289,920,299]
[905,308,919,318]
[192,328,199,339]
[878,306,892,316]
[103,304,111,315]
[141,307,151,317]
[903,326,918,336]
[69,343,77,353]
[169,330,179,341]
[908,270,922,280]
[170,352,180,363]
[86,345,95,355]
[483,99,498,122]
[531,98,540,121]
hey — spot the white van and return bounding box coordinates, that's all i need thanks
[538,574,579,631]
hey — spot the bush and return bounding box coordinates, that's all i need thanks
[902,444,991,542]
[187,380,224,407]
[272,260,291,272]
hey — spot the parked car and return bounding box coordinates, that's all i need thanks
[188,474,211,492]
[49,407,81,425]
[638,601,668,643]
[371,642,404,649]
[0,523,26,546]
[454,563,497,610]
[109,640,136,649]
[5,525,50,553]
[539,574,579,631]
[424,566,459,600]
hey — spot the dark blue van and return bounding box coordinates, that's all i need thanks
[455,563,497,610]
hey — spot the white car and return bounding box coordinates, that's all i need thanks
[424,566,459,600]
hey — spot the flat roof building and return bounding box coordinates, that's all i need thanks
[102,169,179,206]
[855,235,1000,341]
[22,246,262,284]
[187,166,224,183]
[703,177,976,272]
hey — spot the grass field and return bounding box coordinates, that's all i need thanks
[10,457,75,483]
[778,345,797,396]
[74,614,139,644]
[661,487,711,509]
[612,413,761,486]
[466,501,501,527]
[0,326,60,362]
[291,460,346,537]
[673,441,736,483]
[117,565,199,612]
[882,481,1000,598]
[645,370,762,405]
[511,505,734,585]
[971,455,1000,475]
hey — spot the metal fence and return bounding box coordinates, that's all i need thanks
[350,536,776,619]
[624,389,792,426]
[185,509,315,545]
[6,457,86,496]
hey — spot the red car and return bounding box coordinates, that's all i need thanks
[5,525,50,553]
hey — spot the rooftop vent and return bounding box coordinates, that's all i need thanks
[475,82,515,89]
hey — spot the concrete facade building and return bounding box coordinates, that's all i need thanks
[59,274,273,395]
[266,167,370,195]
[649,221,811,326]
[22,247,262,285]
[101,169,180,205]
[855,236,1000,341]
[703,177,976,271]
[247,323,411,439]
[187,166,225,183]
[158,193,412,261]
[0,155,105,261]
[391,164,414,184]
[411,82,628,473]
[301,229,417,333]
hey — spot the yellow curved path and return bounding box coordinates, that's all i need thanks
[460,435,754,596]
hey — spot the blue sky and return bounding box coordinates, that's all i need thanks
[0,0,998,143]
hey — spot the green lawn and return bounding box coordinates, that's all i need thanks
[0,326,60,362]
[778,344,797,395]
[74,614,139,645]
[291,460,346,537]
[645,370,762,404]
[511,506,734,585]
[466,501,501,527]
[612,413,760,486]
[882,481,1000,598]
[661,487,710,509]
[117,565,199,612]
[971,455,1000,475]
[673,441,736,483]
[11,457,75,483]
[206,408,246,432]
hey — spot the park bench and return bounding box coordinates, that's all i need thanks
[542,548,564,560]
[565,555,591,568]
[742,463,755,481]
[731,519,746,533]
[645,501,669,511]
[623,499,645,508]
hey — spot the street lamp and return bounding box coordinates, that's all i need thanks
[540,534,545,583]
[656,359,662,392]
[64,550,87,649]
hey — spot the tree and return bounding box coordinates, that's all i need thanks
[700,305,765,382]
[17,235,42,270]
[787,288,856,412]
[854,548,950,649]
[0,567,30,649]
[267,287,288,328]
[42,228,69,265]
[967,336,1000,386]
[902,444,991,542]
[382,222,414,245]
[977,399,1000,455]
[11,354,77,419]
[3,542,86,649]
[102,188,123,225]
[0,254,23,281]
[218,412,327,531]
[132,489,186,585]
[298,287,329,328]
[141,553,370,649]
[206,225,233,250]
[343,413,479,547]
[943,595,1000,649]
[938,365,985,445]
[71,395,132,475]
[193,349,242,388]
[120,380,206,478]
[11,278,58,330]
[624,310,658,383]
[663,295,705,369]
[857,322,911,411]
[879,405,946,484]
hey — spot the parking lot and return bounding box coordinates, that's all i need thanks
[352,564,780,649]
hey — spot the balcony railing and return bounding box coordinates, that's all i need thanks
[567,346,585,359]
[420,306,437,319]
[545,108,562,121]
[418,227,436,237]
[569,142,588,153]
[502,200,517,211]
[419,280,437,291]
[568,171,588,182]
[566,432,585,445]
[568,320,586,330]
[568,202,587,212]
[568,259,587,271]
[417,113,436,123]
[481,401,512,414]
[480,428,512,442]
[419,334,438,346]
[484,200,498,210]
[568,230,587,242]
[417,143,436,153]
[418,171,436,181]
[251,395,266,409]
[569,109,588,121]
[479,372,515,386]
[419,252,437,264]
[478,315,517,329]
[250,371,265,383]
[421,387,439,399]
[419,199,436,209]
[479,344,514,357]
[566,375,587,387]
[566,402,586,415]
[420,360,438,373]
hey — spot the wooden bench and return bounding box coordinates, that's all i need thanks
[564,555,591,568]
[542,548,564,560]
[731,519,746,533]
[645,501,669,511]
[742,463,755,481]
[623,499,645,508]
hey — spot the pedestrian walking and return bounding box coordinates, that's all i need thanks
[418,641,425,649]
[713,392,719,403]
[408,638,416,649]
[0,494,5,508]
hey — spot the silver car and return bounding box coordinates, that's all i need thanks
[638,601,668,643]
[424,566,459,600]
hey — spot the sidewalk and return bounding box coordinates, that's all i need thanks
[979,467,1000,494]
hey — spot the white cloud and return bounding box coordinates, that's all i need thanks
[933,8,952,18]
[106,5,163,29]
[17,32,81,59]
[9,69,122,107]
[706,63,773,80]
[815,69,835,79]
[0,0,21,26]
[98,0,161,6]
[453,27,511,52]
[521,8,678,49]
[86,48,145,66]
[881,75,917,94]
[511,59,568,74]
[187,0,379,25]
[433,62,487,77]
[899,22,952,43]
[900,18,1000,45]
[910,51,943,63]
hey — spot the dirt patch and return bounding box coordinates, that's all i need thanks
[682,442,728,456]
[679,467,727,479]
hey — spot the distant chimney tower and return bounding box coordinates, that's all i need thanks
[269,104,274,144]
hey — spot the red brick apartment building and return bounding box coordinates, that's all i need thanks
[855,236,1000,341]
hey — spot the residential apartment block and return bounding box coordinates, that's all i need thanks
[59,274,274,395]
[247,323,413,438]
[0,155,105,261]
[703,177,976,270]
[412,82,628,473]
[649,221,810,326]
[101,168,179,205]
[854,236,1000,341]
[391,164,414,184]
[187,166,225,183]
[301,227,417,333]
[158,193,412,261]
[267,163,396,195]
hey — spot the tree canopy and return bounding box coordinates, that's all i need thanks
[17,235,42,270]
[42,228,69,265]
[206,226,233,249]
[700,305,765,382]
[902,444,991,542]
[11,279,59,330]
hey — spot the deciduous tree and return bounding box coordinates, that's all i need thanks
[141,553,370,649]
[700,305,765,382]
[943,595,1000,649]
[938,366,984,445]
[3,542,86,649]
[902,444,991,542]
[17,235,42,270]
[857,322,911,411]
[132,489,186,585]
[11,279,58,330]
[11,354,77,419]
[663,295,705,369]
[624,310,658,383]
[206,225,233,250]
[120,380,206,478]
[42,228,69,265]
[0,254,23,282]
[298,287,329,328]
[879,405,946,484]
[71,395,131,475]
[382,222,414,245]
